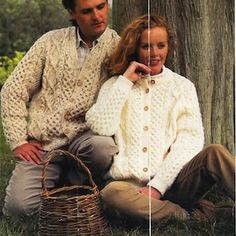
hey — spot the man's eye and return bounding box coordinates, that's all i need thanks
[81,9,91,14]
[97,3,105,10]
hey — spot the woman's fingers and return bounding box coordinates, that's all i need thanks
[123,61,152,82]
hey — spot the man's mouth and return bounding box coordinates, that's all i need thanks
[92,22,103,27]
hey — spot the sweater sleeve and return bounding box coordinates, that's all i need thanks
[1,34,47,150]
[86,75,133,136]
[148,81,204,194]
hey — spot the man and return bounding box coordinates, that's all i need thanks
[1,0,120,216]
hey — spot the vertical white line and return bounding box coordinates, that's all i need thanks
[147,1,151,236]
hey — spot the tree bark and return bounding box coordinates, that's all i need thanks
[112,0,234,153]
[112,0,147,34]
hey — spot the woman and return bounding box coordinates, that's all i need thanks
[86,15,234,221]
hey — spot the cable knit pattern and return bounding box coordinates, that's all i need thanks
[1,27,120,151]
[86,66,204,194]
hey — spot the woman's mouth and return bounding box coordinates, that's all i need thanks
[149,58,161,65]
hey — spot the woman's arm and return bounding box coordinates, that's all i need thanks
[86,61,151,135]
[86,76,133,135]
[148,81,204,195]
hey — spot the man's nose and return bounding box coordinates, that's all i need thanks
[92,9,100,20]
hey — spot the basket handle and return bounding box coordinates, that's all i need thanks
[42,149,97,192]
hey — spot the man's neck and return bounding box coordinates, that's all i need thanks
[78,28,106,48]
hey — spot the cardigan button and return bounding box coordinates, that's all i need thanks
[143,167,148,172]
[144,106,149,111]
[150,80,155,85]
[64,128,70,134]
[70,98,75,103]
[143,126,149,131]
[77,80,83,86]
[146,88,150,93]
[142,147,147,152]
[64,112,70,121]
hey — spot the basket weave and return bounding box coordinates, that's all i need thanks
[39,149,110,236]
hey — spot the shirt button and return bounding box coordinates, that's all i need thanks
[142,147,147,152]
[144,106,149,111]
[146,88,150,93]
[150,80,155,85]
[70,98,75,103]
[143,167,148,172]
[143,126,149,131]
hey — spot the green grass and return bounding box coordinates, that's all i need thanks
[0,117,234,235]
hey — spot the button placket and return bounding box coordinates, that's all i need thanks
[141,81,151,171]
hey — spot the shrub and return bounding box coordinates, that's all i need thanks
[0,51,25,89]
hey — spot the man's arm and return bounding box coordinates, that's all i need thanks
[1,34,47,153]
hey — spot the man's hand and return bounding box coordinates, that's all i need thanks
[139,186,162,200]
[13,142,44,164]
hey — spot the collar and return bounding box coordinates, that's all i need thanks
[76,27,103,49]
[145,66,167,80]
[136,66,167,89]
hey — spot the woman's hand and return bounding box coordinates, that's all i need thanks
[13,142,44,164]
[123,61,152,82]
[139,186,162,200]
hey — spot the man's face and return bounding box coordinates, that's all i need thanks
[70,0,109,45]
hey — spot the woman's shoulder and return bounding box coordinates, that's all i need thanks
[165,67,195,90]
[101,75,120,87]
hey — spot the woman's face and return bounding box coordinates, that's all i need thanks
[138,26,169,75]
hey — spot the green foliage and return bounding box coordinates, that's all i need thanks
[0,51,24,89]
[0,0,70,56]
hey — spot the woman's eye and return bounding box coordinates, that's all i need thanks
[158,43,166,49]
[142,44,149,49]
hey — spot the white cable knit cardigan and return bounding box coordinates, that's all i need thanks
[1,27,120,151]
[86,66,204,194]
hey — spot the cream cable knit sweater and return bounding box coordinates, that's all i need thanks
[86,66,204,194]
[1,27,120,151]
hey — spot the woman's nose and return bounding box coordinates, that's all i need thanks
[150,47,159,56]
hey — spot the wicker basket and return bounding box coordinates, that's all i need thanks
[39,149,110,236]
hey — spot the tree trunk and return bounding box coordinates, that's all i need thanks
[112,0,147,34]
[112,0,234,154]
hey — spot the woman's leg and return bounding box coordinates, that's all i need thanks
[101,180,188,222]
[163,144,235,209]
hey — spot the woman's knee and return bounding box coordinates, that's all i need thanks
[101,181,135,206]
[205,144,226,153]
[204,144,233,161]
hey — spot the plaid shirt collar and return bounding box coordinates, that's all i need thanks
[76,27,101,49]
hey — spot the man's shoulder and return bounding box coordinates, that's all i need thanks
[106,27,120,36]
[43,27,75,37]
[102,27,120,41]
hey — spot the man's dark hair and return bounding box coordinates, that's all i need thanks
[62,0,108,26]
[62,0,76,11]
[62,0,77,26]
